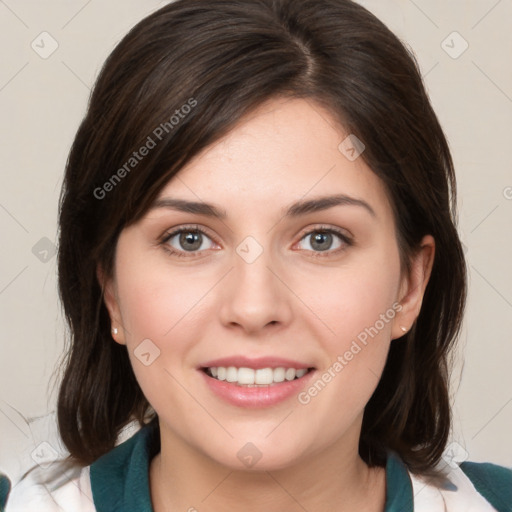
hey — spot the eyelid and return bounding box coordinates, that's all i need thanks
[161,224,217,243]
[296,224,352,243]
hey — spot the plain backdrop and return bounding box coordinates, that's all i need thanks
[1,0,511,482]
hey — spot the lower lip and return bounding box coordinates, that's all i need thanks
[199,370,315,408]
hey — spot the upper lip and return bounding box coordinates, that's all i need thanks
[199,356,314,370]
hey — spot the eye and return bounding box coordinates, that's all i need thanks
[296,226,352,256]
[160,225,217,258]
[159,224,352,259]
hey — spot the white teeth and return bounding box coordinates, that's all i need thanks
[273,367,285,382]
[226,366,238,383]
[285,368,296,381]
[206,366,310,386]
[255,368,273,385]
[238,367,255,384]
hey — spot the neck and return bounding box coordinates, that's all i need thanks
[149,425,386,512]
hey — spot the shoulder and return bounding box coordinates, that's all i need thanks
[1,460,96,512]
[409,459,512,512]
[1,419,152,512]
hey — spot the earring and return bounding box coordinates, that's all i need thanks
[400,326,407,333]
[112,327,118,335]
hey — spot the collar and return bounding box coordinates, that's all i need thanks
[90,423,414,512]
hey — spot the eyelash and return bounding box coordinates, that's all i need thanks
[159,224,353,259]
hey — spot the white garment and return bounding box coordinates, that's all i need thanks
[5,462,95,512]
[410,466,499,512]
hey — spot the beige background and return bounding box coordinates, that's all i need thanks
[1,0,511,481]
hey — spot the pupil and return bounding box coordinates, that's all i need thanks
[312,232,332,251]
[180,231,201,251]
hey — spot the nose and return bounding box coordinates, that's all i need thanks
[218,244,293,335]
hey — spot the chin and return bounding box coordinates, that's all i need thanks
[201,437,311,473]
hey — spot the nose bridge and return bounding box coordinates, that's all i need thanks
[218,235,291,332]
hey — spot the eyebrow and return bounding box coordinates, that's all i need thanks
[150,194,376,219]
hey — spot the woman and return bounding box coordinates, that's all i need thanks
[2,0,510,510]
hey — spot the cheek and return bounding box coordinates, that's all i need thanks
[116,258,210,344]
[306,249,401,350]
[115,265,210,412]
[113,253,221,392]
[295,242,402,411]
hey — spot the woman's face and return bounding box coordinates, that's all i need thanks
[101,96,433,470]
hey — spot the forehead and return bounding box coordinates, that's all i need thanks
[154,97,392,221]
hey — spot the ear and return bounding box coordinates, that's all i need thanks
[392,235,435,340]
[96,263,126,345]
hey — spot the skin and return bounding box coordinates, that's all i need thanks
[99,96,435,512]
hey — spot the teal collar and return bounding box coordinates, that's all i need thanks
[90,423,158,512]
[384,450,414,511]
[90,424,414,511]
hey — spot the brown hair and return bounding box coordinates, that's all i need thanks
[56,0,466,474]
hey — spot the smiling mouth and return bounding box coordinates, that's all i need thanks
[202,366,315,387]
